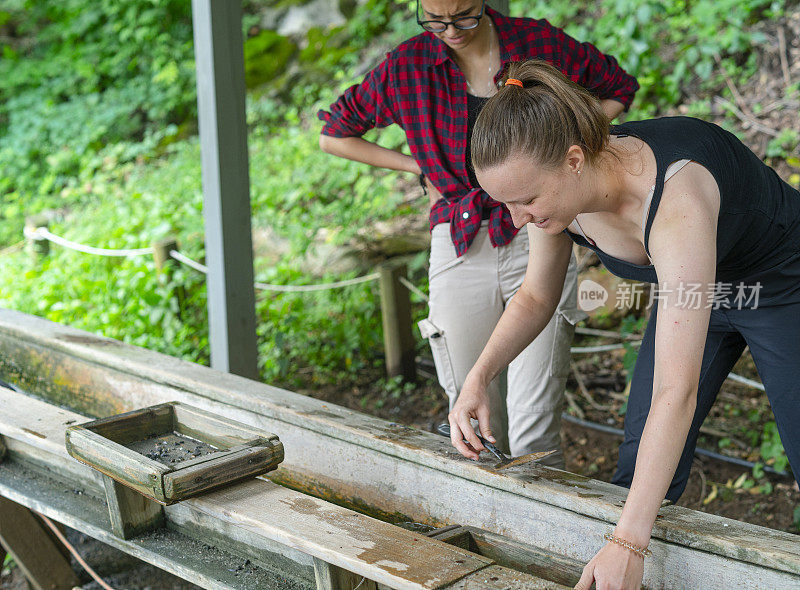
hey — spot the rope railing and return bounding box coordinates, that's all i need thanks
[398,275,429,302]
[23,226,382,292]
[169,250,380,292]
[19,223,766,391]
[24,226,152,257]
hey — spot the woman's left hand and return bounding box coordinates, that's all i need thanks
[574,542,644,590]
[424,176,444,208]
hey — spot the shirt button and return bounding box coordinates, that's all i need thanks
[462,212,470,219]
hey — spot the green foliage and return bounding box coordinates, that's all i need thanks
[0,168,209,362]
[0,0,196,245]
[245,30,297,88]
[793,505,800,532]
[256,278,382,384]
[766,129,800,159]
[0,113,414,381]
[510,0,774,115]
[759,421,789,472]
[619,315,646,380]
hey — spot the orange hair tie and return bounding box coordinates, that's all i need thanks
[505,78,524,88]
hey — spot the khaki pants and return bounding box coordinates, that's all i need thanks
[419,222,581,468]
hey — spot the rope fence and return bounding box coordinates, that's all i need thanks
[169,249,381,292]
[23,226,152,257]
[17,223,765,389]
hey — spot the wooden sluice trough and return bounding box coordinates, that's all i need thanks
[0,309,798,589]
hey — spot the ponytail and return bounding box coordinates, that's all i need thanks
[472,60,611,171]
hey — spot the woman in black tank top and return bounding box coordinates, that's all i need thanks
[445,59,800,590]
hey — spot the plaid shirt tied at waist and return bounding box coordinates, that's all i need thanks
[318,7,639,257]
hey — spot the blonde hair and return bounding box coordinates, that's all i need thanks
[472,60,611,171]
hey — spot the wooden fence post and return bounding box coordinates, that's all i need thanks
[378,261,416,381]
[24,214,50,258]
[152,237,185,318]
[152,237,179,273]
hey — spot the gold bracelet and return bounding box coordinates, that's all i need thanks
[603,532,652,558]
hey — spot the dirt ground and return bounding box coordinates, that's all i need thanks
[2,528,201,590]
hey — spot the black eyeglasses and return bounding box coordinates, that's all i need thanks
[416,0,485,33]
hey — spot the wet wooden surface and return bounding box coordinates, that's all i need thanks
[0,387,564,589]
[429,526,583,588]
[0,461,309,590]
[1,309,800,588]
[184,478,493,589]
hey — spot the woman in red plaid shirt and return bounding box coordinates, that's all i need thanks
[319,0,638,465]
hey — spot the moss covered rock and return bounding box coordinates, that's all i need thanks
[244,30,297,89]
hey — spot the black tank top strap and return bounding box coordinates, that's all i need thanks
[615,123,674,258]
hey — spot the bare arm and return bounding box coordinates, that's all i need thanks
[319,135,421,175]
[577,167,721,589]
[448,228,573,458]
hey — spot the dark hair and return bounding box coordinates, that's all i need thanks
[472,60,611,171]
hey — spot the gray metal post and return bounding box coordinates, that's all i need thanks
[191,0,259,380]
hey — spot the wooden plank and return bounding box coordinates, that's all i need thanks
[463,527,583,588]
[1,389,517,590]
[313,557,378,590]
[66,427,168,502]
[0,460,312,590]
[173,403,280,448]
[166,499,317,581]
[0,495,80,590]
[85,402,175,444]
[103,474,165,539]
[426,527,472,550]
[429,526,582,587]
[5,379,800,589]
[185,478,493,590]
[442,565,570,590]
[1,311,799,586]
[163,443,283,501]
[0,389,103,491]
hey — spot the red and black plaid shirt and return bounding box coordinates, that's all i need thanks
[318,7,639,256]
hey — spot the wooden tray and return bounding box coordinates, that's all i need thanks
[66,402,283,505]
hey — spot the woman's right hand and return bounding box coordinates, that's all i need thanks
[448,371,495,460]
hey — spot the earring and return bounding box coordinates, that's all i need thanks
[577,169,582,175]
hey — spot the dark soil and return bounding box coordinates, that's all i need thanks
[2,528,200,590]
[127,432,218,467]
